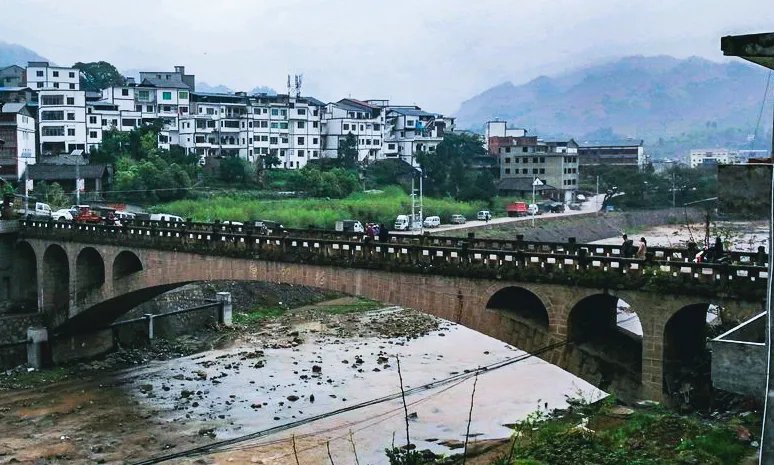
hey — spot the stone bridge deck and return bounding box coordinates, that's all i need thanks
[8,219,769,402]
[18,219,769,302]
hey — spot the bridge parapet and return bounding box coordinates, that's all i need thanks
[19,220,768,301]
[121,219,767,266]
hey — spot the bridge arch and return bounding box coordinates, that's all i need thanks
[113,251,143,280]
[662,302,716,407]
[485,286,551,353]
[42,244,70,324]
[566,293,643,395]
[76,247,105,302]
[12,241,37,310]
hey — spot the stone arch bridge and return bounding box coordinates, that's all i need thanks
[10,220,768,402]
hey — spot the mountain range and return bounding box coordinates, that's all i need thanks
[0,41,47,67]
[455,56,773,157]
[196,82,277,96]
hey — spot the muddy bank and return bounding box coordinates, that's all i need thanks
[0,299,602,465]
[436,208,705,243]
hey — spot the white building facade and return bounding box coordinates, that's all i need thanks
[27,62,87,156]
[0,103,36,181]
[321,99,384,163]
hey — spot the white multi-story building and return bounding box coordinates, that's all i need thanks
[0,103,36,182]
[381,105,455,166]
[689,148,770,168]
[27,62,87,156]
[178,92,324,169]
[321,99,385,163]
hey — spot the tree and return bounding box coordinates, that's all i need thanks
[73,61,125,92]
[219,156,248,184]
[337,133,359,170]
[417,132,488,199]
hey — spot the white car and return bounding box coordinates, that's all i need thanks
[52,208,73,221]
[423,216,441,228]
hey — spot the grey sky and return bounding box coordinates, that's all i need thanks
[3,0,771,113]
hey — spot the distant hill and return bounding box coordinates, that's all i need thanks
[455,56,773,158]
[0,41,47,67]
[197,82,278,96]
[197,82,233,93]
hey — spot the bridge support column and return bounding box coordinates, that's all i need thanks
[217,292,233,327]
[144,313,155,340]
[26,326,48,369]
[641,316,665,402]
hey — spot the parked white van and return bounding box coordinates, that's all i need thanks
[394,215,410,231]
[150,213,184,222]
[422,216,441,228]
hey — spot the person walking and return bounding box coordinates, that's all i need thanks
[636,237,647,259]
[622,234,634,258]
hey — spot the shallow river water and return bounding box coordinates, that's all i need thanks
[116,307,603,464]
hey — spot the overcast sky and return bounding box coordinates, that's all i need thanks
[3,0,771,113]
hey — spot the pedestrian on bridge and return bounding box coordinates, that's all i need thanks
[622,234,635,258]
[378,224,389,243]
[636,237,647,259]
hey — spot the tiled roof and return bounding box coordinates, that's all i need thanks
[27,163,111,181]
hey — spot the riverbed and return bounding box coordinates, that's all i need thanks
[0,300,603,464]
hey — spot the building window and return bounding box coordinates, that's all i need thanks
[67,128,75,136]
[505,168,511,174]
[136,105,142,112]
[270,137,278,145]
[69,83,75,90]
[539,157,545,163]
[89,116,97,124]
[36,70,43,77]
[312,137,318,145]
[89,131,97,138]
[69,72,75,78]
[41,111,64,121]
[179,91,188,99]
[388,143,395,150]
[504,157,511,163]
[312,150,318,157]
[313,121,318,128]
[522,169,528,174]
[147,105,153,112]
[36,82,42,88]
[53,83,59,88]
[343,123,349,130]
[373,123,380,131]
[522,157,528,163]
[42,126,64,136]
[298,121,305,129]
[539,168,545,174]
[282,137,288,144]
[522,147,528,153]
[65,112,75,121]
[506,147,511,153]
[298,150,305,157]
[532,168,538,174]
[406,119,415,127]
[122,118,136,127]
[297,108,306,115]
[53,71,59,77]
[162,91,172,100]
[261,136,268,142]
[67,97,74,105]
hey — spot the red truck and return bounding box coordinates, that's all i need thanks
[506,201,528,217]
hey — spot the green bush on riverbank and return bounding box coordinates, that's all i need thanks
[151,186,494,229]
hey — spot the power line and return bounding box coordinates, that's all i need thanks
[750,70,773,151]
[129,341,568,464]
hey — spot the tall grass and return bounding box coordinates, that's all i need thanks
[151,185,495,228]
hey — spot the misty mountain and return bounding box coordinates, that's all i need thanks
[196,82,233,93]
[0,41,47,67]
[455,56,773,155]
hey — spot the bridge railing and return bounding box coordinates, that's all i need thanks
[19,220,768,299]
[116,219,767,266]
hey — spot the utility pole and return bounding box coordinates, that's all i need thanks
[672,172,676,209]
[75,156,80,205]
[596,175,600,212]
